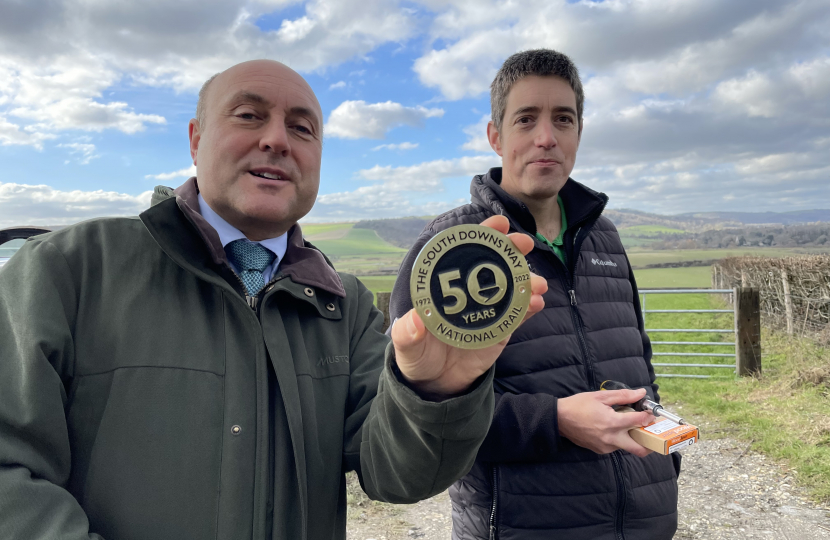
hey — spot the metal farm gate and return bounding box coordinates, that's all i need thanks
[641,288,761,379]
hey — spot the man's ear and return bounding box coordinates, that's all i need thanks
[188,119,201,165]
[487,121,503,157]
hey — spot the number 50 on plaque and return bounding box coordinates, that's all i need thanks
[410,224,531,349]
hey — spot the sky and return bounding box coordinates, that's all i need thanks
[0,0,829,227]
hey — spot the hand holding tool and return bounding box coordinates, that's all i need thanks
[599,380,687,425]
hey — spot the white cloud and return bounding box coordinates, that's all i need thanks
[11,98,166,134]
[371,142,419,151]
[9,0,419,91]
[325,100,444,139]
[58,142,99,165]
[1,0,829,219]
[0,0,421,148]
[0,182,152,227]
[277,15,316,43]
[356,155,500,191]
[0,57,166,146]
[712,58,830,119]
[145,165,197,181]
[413,0,830,101]
[0,116,56,149]
[310,186,464,220]
[308,154,500,220]
[461,114,492,153]
[407,0,830,213]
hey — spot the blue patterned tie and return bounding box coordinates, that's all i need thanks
[225,240,276,296]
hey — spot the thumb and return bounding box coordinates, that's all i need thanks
[391,309,427,353]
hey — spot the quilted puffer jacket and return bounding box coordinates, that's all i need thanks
[389,168,680,540]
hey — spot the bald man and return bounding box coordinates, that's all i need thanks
[0,60,546,540]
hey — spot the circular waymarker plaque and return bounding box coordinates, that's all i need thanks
[410,224,531,349]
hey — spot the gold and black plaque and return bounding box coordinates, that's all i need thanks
[410,224,531,349]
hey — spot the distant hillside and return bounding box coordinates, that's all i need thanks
[350,209,830,252]
[606,208,830,230]
[353,217,430,249]
[675,209,830,225]
[604,209,723,231]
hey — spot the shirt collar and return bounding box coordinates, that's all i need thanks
[197,193,288,263]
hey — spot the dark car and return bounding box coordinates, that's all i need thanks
[0,227,53,269]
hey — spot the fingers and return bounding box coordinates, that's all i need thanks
[559,392,655,457]
[520,274,548,322]
[612,410,655,430]
[597,388,648,407]
[506,231,534,256]
[530,273,548,296]
[478,214,536,257]
[479,214,510,234]
[615,433,653,458]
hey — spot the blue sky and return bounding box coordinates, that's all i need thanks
[1,0,829,227]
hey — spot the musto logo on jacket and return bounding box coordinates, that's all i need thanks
[592,258,618,267]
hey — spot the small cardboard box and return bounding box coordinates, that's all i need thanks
[618,407,699,455]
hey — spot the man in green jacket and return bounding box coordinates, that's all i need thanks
[0,60,545,540]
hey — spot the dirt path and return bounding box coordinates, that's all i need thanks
[347,420,830,539]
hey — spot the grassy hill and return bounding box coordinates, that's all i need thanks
[309,227,407,275]
[301,222,353,238]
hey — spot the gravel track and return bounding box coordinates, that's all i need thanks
[347,420,830,540]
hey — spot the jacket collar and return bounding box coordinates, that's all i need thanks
[145,177,346,298]
[470,167,608,235]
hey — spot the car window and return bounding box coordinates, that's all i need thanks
[0,238,25,268]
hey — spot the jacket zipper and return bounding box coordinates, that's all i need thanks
[566,285,595,390]
[546,224,596,392]
[230,269,285,312]
[489,465,499,540]
[610,451,627,540]
[250,274,289,315]
[563,208,604,391]
[560,207,627,538]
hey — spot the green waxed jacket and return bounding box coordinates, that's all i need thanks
[0,182,494,540]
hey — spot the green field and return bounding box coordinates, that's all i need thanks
[311,228,406,257]
[312,228,407,275]
[359,276,398,295]
[633,266,711,288]
[301,222,353,237]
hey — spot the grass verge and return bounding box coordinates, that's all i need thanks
[659,305,830,505]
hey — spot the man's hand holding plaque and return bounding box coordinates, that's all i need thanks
[391,215,548,400]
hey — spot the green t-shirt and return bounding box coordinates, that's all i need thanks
[534,195,568,264]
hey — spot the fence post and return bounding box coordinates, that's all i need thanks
[781,270,793,334]
[734,287,762,376]
[376,291,392,333]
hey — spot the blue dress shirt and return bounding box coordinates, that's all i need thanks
[197,193,288,284]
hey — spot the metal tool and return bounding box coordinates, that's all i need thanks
[599,380,687,425]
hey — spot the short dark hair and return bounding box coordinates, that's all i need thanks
[491,49,584,131]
